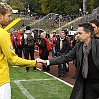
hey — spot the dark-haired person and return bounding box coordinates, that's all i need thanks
[90,19,99,38]
[0,2,40,99]
[22,26,36,72]
[37,23,99,99]
[55,30,70,78]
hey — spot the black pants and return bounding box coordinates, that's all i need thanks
[24,46,35,71]
[40,54,50,71]
[17,45,23,58]
[85,81,99,99]
[58,63,66,76]
[57,52,67,76]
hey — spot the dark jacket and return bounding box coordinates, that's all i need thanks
[55,38,70,54]
[49,38,99,99]
[37,38,49,57]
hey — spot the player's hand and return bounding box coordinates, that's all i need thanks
[36,58,47,64]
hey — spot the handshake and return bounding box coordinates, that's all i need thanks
[36,58,47,68]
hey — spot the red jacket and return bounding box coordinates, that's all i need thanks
[16,33,23,46]
[51,35,57,47]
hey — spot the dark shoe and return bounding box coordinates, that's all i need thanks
[66,63,69,72]
[42,69,47,72]
[63,74,66,78]
[33,67,36,72]
[57,75,62,78]
[42,65,47,71]
[24,70,29,72]
[26,67,29,72]
[66,67,69,72]
[47,66,50,71]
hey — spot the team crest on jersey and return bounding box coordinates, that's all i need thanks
[10,46,14,50]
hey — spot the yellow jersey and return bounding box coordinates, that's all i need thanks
[0,27,36,86]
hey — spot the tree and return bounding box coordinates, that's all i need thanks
[71,4,80,14]
[7,0,99,16]
[7,0,24,11]
[85,0,99,13]
[85,0,94,13]
[39,0,72,15]
[29,0,42,14]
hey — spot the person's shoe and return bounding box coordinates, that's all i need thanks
[33,67,36,72]
[47,67,50,71]
[34,70,36,72]
[66,63,69,72]
[66,67,69,72]
[57,75,62,78]
[42,66,47,72]
[24,70,29,72]
[42,69,46,72]
[63,74,66,78]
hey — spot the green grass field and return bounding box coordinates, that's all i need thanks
[9,64,72,99]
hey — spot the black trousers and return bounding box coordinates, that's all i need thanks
[57,52,67,76]
[17,45,23,58]
[58,63,66,75]
[24,46,35,71]
[40,54,50,71]
[84,81,99,99]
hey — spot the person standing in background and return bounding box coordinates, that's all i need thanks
[51,31,57,58]
[22,26,36,72]
[9,28,17,54]
[16,29,24,57]
[36,31,50,71]
[55,30,70,78]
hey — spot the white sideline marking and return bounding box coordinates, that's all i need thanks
[14,79,56,99]
[37,68,74,88]
[14,80,35,99]
[15,79,55,82]
[14,68,73,99]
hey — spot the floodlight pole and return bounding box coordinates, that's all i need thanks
[83,0,86,15]
[59,15,62,33]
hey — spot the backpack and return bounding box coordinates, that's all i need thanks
[44,38,52,52]
[27,33,34,46]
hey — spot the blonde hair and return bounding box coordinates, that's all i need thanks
[0,2,12,15]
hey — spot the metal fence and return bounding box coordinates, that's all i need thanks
[72,6,99,30]
[21,6,99,34]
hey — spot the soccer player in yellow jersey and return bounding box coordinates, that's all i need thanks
[0,2,40,99]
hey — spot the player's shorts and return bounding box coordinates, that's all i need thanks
[0,83,11,99]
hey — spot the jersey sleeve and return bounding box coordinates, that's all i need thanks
[0,32,36,67]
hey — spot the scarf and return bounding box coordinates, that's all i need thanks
[82,40,91,78]
[60,38,65,50]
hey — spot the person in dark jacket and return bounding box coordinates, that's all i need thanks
[23,26,36,72]
[37,23,99,99]
[36,31,50,71]
[55,30,70,78]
